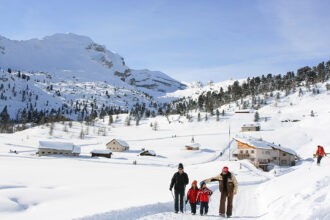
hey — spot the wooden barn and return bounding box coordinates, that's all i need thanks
[106,139,129,152]
[38,141,80,157]
[185,143,201,150]
[241,123,260,132]
[233,136,298,170]
[91,149,112,158]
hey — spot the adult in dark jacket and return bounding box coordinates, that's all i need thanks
[170,163,189,213]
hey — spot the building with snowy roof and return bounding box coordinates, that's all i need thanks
[106,139,129,152]
[241,123,260,132]
[38,141,80,157]
[185,143,201,150]
[233,136,298,170]
[139,150,156,156]
[91,149,112,158]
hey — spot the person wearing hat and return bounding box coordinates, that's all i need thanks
[170,163,189,213]
[186,180,199,215]
[197,181,213,216]
[203,166,238,218]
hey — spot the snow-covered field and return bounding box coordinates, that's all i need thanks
[0,84,329,220]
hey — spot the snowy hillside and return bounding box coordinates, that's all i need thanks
[0,68,161,121]
[164,79,244,100]
[0,81,329,219]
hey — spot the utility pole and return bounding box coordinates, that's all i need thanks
[228,123,231,161]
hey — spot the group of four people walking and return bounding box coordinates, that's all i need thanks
[170,163,238,218]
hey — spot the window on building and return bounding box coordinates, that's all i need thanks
[273,157,277,160]
[283,153,286,156]
[251,150,254,154]
[42,152,45,154]
[54,152,57,154]
[48,152,51,154]
[240,150,243,154]
[245,150,248,154]
[265,151,270,155]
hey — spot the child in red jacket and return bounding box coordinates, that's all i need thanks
[197,181,213,216]
[186,180,199,215]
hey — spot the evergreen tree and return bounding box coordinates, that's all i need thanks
[125,115,131,126]
[108,115,113,125]
[153,121,158,131]
[49,122,55,136]
[79,128,85,139]
[254,111,260,122]
[0,106,10,124]
[216,109,220,121]
[197,112,201,122]
[135,116,140,126]
[317,62,325,82]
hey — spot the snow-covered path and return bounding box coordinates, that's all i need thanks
[137,172,268,220]
[81,182,267,220]
[80,160,270,220]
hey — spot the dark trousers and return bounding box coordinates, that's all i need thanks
[317,155,323,165]
[220,191,233,217]
[174,190,184,212]
[200,202,208,215]
[190,202,196,214]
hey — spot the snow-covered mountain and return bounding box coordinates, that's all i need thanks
[0,33,186,119]
[0,33,185,95]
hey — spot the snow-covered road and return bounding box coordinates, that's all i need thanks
[80,159,271,220]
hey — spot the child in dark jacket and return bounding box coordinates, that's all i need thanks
[197,181,213,216]
[186,180,199,214]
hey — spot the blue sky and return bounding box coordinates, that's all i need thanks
[1,0,330,82]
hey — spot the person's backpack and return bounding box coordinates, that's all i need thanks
[317,146,326,156]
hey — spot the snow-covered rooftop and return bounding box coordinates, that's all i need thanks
[39,141,73,150]
[234,136,297,155]
[39,141,80,153]
[91,149,112,154]
[242,123,260,127]
[141,150,156,155]
[185,143,201,148]
[113,139,129,147]
[72,146,81,154]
